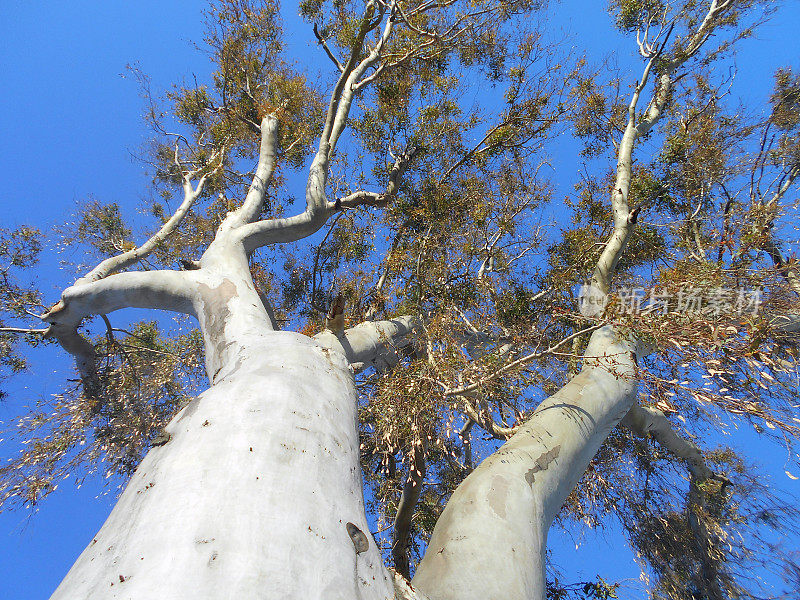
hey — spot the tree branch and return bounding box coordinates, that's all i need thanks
[314,315,418,372]
[413,327,641,599]
[327,2,395,153]
[443,323,604,397]
[0,326,48,334]
[76,150,223,286]
[392,442,426,579]
[230,115,279,224]
[313,23,344,72]
[41,270,197,395]
[237,122,415,255]
[590,0,733,296]
[236,208,336,254]
[318,0,385,153]
[622,404,713,480]
[457,394,516,439]
[337,146,419,210]
[43,271,196,327]
[624,402,733,600]
[236,3,398,254]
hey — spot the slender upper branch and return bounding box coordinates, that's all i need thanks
[328,4,395,152]
[313,23,344,72]
[590,0,733,295]
[337,146,419,209]
[0,326,48,334]
[318,0,384,154]
[76,150,222,286]
[230,115,279,225]
[365,221,410,320]
[234,3,398,254]
[443,323,603,397]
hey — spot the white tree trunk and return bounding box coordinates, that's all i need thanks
[412,327,640,600]
[51,330,396,599]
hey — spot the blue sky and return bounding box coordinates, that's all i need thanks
[1,1,799,598]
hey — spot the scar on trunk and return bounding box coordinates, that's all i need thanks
[525,444,561,485]
[198,279,238,376]
[346,522,369,554]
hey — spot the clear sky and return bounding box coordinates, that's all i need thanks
[1,1,799,598]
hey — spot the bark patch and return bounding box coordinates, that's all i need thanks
[198,279,238,377]
[151,430,171,446]
[525,445,561,486]
[346,522,369,554]
[488,475,509,518]
[176,397,201,425]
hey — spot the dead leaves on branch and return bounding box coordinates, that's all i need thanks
[0,321,204,511]
[596,267,800,443]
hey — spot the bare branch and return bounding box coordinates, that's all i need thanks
[392,442,426,579]
[44,323,99,396]
[457,394,516,439]
[625,400,733,600]
[236,210,335,253]
[77,148,224,286]
[237,128,415,254]
[318,0,387,154]
[365,222,409,321]
[327,2,395,153]
[337,146,419,210]
[231,115,279,224]
[313,23,344,72]
[43,271,196,329]
[236,2,398,253]
[0,326,48,334]
[591,0,735,295]
[444,324,604,397]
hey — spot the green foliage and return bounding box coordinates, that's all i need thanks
[0,226,45,398]
[571,76,626,158]
[771,67,800,130]
[3,0,800,596]
[607,0,666,32]
[0,321,204,509]
[69,200,133,258]
[547,575,620,600]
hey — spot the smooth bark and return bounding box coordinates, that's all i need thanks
[412,327,641,600]
[51,332,396,600]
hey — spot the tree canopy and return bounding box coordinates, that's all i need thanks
[2,0,800,598]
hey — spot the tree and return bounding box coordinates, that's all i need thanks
[1,0,799,598]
